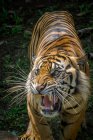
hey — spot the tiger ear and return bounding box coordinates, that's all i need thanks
[69,55,87,70]
[69,56,79,69]
[76,55,87,66]
[32,56,36,64]
[76,55,89,76]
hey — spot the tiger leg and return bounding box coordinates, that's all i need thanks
[19,122,33,140]
[60,110,86,140]
[23,93,54,140]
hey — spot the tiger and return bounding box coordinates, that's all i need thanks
[21,11,90,140]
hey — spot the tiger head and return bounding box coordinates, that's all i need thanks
[26,53,88,118]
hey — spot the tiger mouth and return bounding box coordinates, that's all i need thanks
[40,95,62,117]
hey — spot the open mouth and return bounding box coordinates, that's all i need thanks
[40,95,62,117]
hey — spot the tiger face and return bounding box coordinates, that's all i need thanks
[26,54,78,118]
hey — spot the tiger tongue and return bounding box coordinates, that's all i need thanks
[43,95,52,108]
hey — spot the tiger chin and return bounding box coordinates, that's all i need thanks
[21,11,90,140]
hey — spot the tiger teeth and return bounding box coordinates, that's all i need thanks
[40,106,45,109]
[40,105,53,110]
[49,93,52,101]
[51,106,53,110]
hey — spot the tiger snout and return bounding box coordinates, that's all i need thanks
[35,83,47,93]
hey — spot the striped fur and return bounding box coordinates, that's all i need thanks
[21,11,90,140]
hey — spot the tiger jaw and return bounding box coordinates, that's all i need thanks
[39,94,62,117]
[26,66,76,117]
[26,78,62,117]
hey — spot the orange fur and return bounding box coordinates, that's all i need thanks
[21,11,90,140]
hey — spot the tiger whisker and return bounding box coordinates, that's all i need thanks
[15,69,27,80]
[2,84,25,101]
[13,91,26,102]
[66,94,80,107]
[54,92,66,110]
[58,93,77,114]
[59,89,80,107]
[43,84,58,92]
[6,75,27,82]
[54,89,64,102]
[17,65,27,76]
[3,66,28,106]
[5,68,26,78]
[17,93,27,104]
[14,65,27,76]
[10,96,25,107]
[10,91,27,106]
[53,83,80,107]
[11,90,27,101]
[6,80,26,86]
[8,85,25,91]
[55,89,77,113]
[42,89,53,94]
[9,66,27,81]
[29,82,39,93]
[7,79,25,85]
[15,95,26,105]
[57,73,69,82]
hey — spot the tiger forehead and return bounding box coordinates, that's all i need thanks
[37,61,65,74]
[39,61,52,72]
[35,55,70,72]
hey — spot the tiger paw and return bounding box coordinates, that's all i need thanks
[19,134,34,140]
[18,134,27,140]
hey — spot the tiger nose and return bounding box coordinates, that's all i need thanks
[36,84,45,92]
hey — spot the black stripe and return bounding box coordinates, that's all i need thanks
[66,64,71,70]
[61,120,76,127]
[57,54,66,60]
[61,118,81,127]
[38,122,49,126]
[31,107,50,126]
[69,73,73,85]
[76,70,79,85]
[54,58,61,62]
[66,103,79,110]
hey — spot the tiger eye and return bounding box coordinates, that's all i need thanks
[51,70,61,77]
[66,64,71,70]
[63,88,67,92]
[35,68,39,75]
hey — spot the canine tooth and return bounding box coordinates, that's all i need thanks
[53,95,56,105]
[49,92,52,101]
[51,106,53,110]
[40,106,45,109]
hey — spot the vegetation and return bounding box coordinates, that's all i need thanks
[0,0,93,139]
